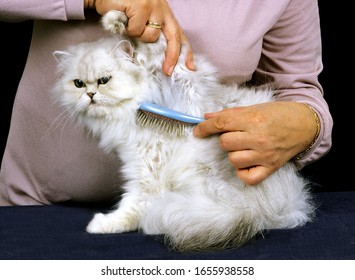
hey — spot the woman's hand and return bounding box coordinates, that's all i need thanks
[194,101,318,185]
[85,0,195,76]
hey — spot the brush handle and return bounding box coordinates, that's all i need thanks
[139,102,205,124]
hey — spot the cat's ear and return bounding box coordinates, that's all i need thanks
[112,40,134,60]
[53,50,72,63]
[53,50,73,73]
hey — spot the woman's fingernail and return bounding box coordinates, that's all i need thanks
[167,65,174,76]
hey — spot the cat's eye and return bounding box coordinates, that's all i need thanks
[73,79,85,88]
[98,76,111,85]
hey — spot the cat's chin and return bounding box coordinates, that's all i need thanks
[85,104,116,118]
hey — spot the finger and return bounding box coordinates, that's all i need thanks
[138,19,163,42]
[195,107,250,138]
[185,49,195,71]
[236,165,273,186]
[138,29,162,43]
[229,149,279,185]
[194,111,235,137]
[160,16,182,76]
[228,149,262,169]
[181,33,195,71]
[124,9,150,37]
[162,31,181,75]
[219,131,250,151]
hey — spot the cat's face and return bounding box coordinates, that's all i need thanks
[53,38,143,118]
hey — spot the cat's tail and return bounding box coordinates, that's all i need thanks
[140,194,261,252]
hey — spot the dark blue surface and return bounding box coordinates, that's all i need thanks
[0,191,354,260]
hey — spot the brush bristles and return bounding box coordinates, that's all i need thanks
[137,110,192,137]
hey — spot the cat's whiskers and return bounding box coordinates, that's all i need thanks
[42,108,73,140]
[41,106,79,152]
[59,111,79,151]
[91,95,118,107]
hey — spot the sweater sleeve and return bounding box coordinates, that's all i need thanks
[0,0,85,21]
[251,0,333,169]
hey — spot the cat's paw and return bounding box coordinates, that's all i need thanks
[101,10,128,35]
[86,212,138,234]
[86,213,120,234]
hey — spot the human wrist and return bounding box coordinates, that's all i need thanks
[84,0,96,9]
[294,104,320,160]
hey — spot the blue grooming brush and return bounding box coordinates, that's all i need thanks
[137,102,205,136]
[139,102,205,124]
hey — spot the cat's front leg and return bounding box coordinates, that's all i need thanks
[86,194,142,234]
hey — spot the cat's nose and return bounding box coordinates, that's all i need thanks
[87,92,96,99]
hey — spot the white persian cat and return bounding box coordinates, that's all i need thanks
[52,10,314,252]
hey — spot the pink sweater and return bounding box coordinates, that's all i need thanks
[0,0,333,205]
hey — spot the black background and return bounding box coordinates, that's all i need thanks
[0,2,352,192]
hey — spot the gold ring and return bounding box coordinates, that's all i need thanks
[146,21,162,29]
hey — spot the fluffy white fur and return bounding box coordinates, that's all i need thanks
[52,10,315,252]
